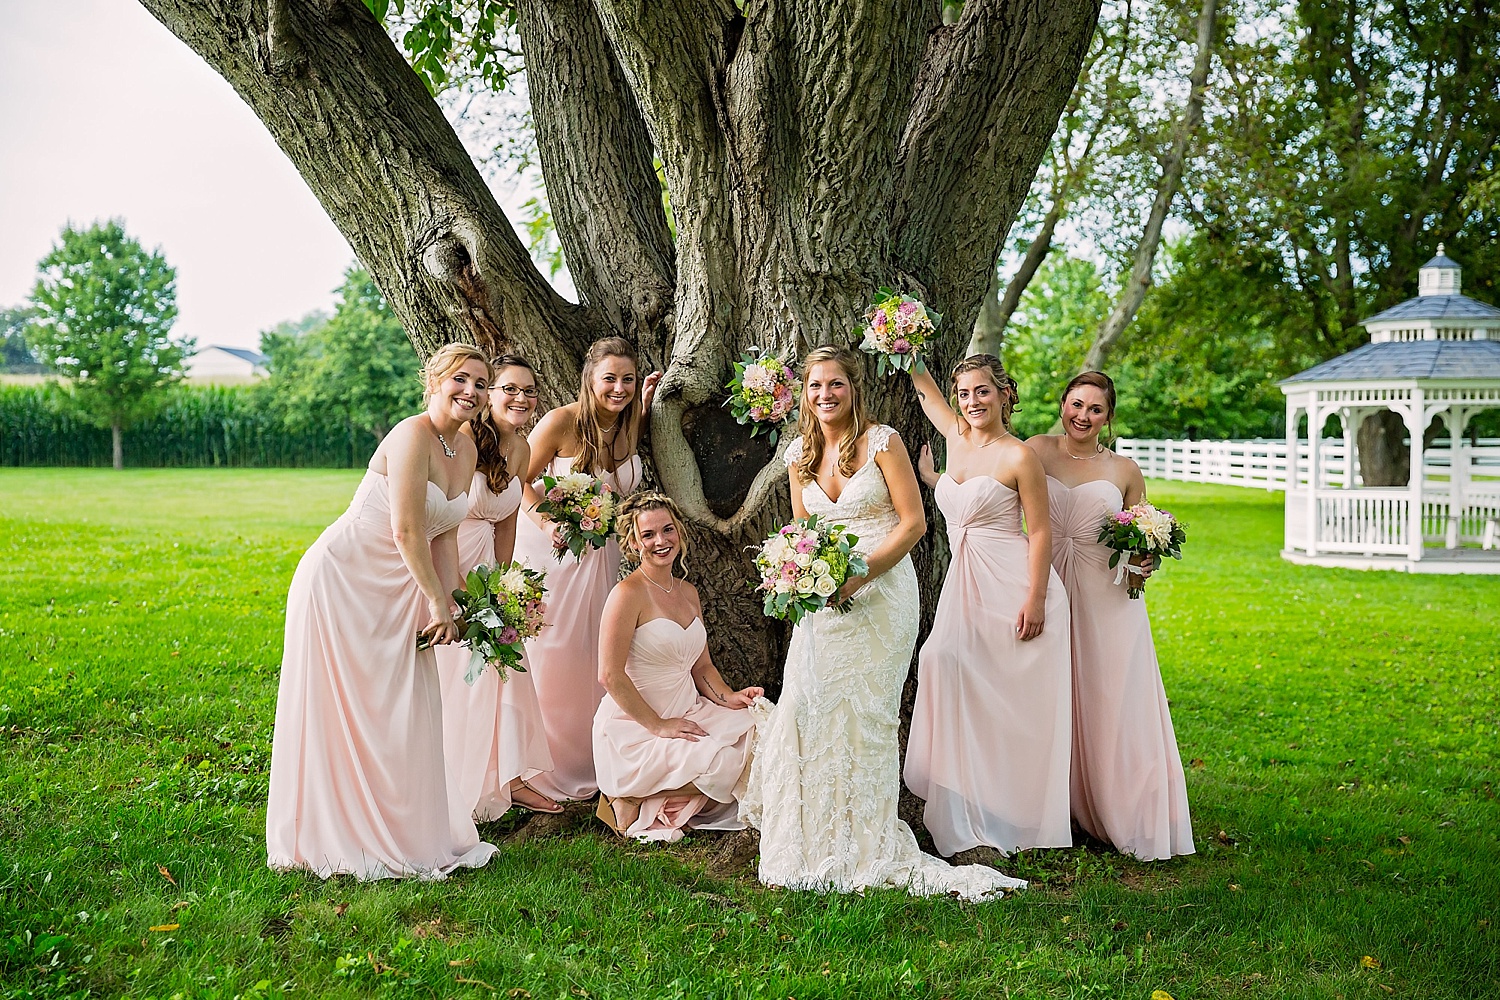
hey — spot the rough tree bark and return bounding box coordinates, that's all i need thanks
[137,0,1102,697]
[1080,0,1217,373]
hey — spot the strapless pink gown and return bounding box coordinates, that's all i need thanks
[266,471,497,880]
[905,474,1073,856]
[435,473,555,821]
[1047,476,1194,860]
[593,617,756,842]
[512,453,642,800]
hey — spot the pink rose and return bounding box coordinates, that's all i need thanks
[892,338,911,354]
[498,627,520,644]
[580,517,598,531]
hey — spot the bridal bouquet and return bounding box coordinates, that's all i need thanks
[856,288,942,376]
[753,514,869,625]
[725,350,798,444]
[452,561,548,684]
[1096,502,1187,599]
[535,472,617,561]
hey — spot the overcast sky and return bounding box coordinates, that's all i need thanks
[0,2,378,351]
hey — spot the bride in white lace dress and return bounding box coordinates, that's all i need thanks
[742,346,1025,901]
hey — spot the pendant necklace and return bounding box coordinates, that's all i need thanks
[437,433,457,458]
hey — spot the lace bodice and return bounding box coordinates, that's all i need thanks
[785,425,899,554]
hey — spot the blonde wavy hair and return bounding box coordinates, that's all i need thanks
[421,342,493,402]
[792,345,869,485]
[950,354,1020,433]
[574,337,641,476]
[616,490,690,574]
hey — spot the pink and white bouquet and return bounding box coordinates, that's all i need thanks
[535,472,618,561]
[1096,501,1187,599]
[726,350,798,444]
[753,514,869,625]
[452,561,548,684]
[856,287,942,376]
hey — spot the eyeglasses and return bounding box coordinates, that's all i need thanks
[499,384,539,398]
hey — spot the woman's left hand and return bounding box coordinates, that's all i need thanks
[1014,596,1046,641]
[641,371,663,410]
[834,575,868,606]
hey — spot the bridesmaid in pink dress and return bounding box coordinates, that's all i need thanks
[513,337,660,801]
[905,355,1073,856]
[592,492,763,841]
[435,355,562,820]
[267,344,499,880]
[1026,371,1195,861]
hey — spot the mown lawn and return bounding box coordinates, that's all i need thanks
[0,468,1496,1000]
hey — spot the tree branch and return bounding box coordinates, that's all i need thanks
[137,0,588,367]
[514,0,676,343]
[892,0,1102,363]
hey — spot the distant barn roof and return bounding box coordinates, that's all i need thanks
[1363,293,1500,324]
[205,346,270,366]
[1281,340,1500,383]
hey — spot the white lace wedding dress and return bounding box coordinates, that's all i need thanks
[741,425,1026,901]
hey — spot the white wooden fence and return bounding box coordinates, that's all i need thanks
[1116,437,1500,491]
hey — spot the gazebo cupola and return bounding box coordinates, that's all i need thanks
[1280,248,1500,573]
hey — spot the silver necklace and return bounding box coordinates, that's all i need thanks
[973,430,1013,449]
[640,568,676,594]
[437,433,456,459]
[1064,442,1105,460]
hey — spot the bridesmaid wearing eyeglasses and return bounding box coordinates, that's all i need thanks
[435,355,563,821]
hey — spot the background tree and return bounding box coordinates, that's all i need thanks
[137,0,1104,692]
[26,220,187,470]
[1,306,46,374]
[259,267,423,458]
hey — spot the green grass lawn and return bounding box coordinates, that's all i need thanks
[1,469,1497,1000]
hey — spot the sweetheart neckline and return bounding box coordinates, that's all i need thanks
[939,472,1017,493]
[636,615,704,633]
[1045,474,1124,499]
[367,468,470,504]
[806,455,882,505]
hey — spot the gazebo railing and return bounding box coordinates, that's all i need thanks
[1118,437,1500,491]
[1311,489,1410,553]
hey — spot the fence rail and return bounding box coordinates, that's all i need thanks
[1117,437,1500,491]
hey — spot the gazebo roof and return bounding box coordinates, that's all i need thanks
[1363,293,1500,324]
[1281,340,1500,383]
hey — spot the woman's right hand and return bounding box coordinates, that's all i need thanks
[544,518,567,551]
[651,716,709,742]
[419,602,460,646]
[917,444,939,489]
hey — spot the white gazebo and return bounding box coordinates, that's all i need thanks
[1280,247,1500,573]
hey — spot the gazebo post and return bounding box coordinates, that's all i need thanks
[1408,390,1425,562]
[1307,398,1322,557]
[1450,406,1472,548]
[1339,406,1355,488]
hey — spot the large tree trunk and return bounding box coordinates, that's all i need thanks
[1080,0,1217,373]
[111,420,123,471]
[137,0,1101,696]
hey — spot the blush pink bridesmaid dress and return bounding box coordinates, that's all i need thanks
[592,616,756,841]
[266,471,498,880]
[434,473,555,821]
[512,454,642,801]
[904,474,1074,857]
[1046,476,1195,861]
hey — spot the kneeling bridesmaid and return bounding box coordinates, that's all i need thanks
[592,492,764,842]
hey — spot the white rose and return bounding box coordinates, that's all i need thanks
[794,552,813,568]
[812,574,837,598]
[796,575,816,594]
[810,558,830,576]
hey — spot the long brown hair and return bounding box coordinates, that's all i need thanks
[616,490,690,575]
[472,354,536,495]
[950,354,1019,433]
[574,337,641,476]
[792,345,870,485]
[1061,370,1117,443]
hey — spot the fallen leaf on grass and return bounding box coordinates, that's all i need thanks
[1397,835,1411,846]
[148,924,179,932]
[333,903,349,917]
[157,866,177,887]
[1228,883,1243,892]
[449,958,474,967]
[1379,985,1394,993]
[171,901,190,911]
[1215,830,1236,845]
[455,977,496,990]
[507,990,531,999]
[1361,955,1381,969]
[1151,991,1176,1000]
[1189,758,1205,769]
